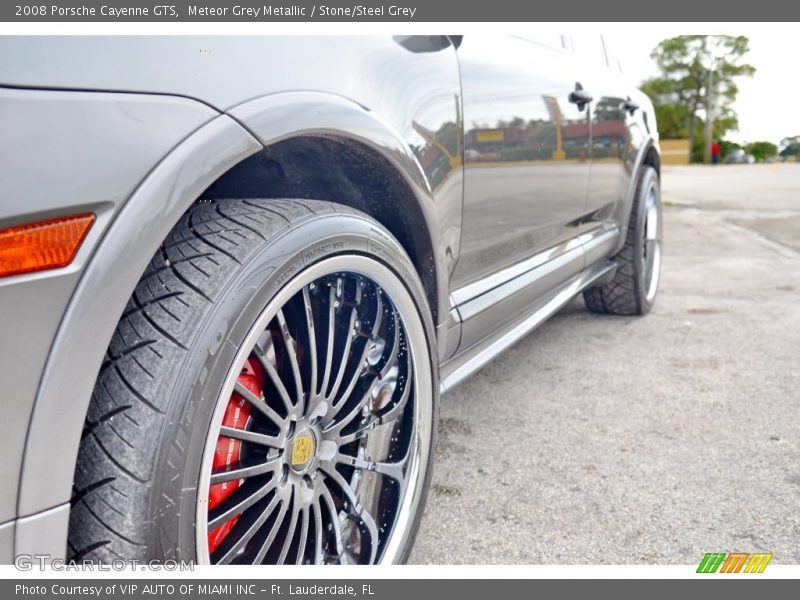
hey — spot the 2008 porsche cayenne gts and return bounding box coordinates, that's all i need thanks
[0,35,661,564]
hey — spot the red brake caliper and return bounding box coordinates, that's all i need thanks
[207,356,263,554]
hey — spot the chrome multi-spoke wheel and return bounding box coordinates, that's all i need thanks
[642,186,663,303]
[70,199,435,565]
[197,256,432,565]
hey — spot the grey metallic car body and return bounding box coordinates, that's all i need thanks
[0,35,659,561]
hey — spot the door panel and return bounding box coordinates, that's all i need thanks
[452,35,590,295]
[579,37,637,238]
[587,90,635,230]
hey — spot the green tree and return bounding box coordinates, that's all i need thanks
[646,103,694,139]
[641,35,755,162]
[745,141,778,162]
[593,97,628,122]
[779,136,800,158]
[720,140,742,158]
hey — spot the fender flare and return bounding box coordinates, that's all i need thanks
[19,92,449,527]
[226,90,449,326]
[19,115,262,519]
[612,137,661,256]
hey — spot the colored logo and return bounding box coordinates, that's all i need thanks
[290,431,315,469]
[697,552,773,573]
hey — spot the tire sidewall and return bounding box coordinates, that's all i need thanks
[149,211,439,563]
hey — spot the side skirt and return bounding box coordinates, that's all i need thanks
[439,259,616,393]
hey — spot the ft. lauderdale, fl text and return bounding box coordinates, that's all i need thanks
[271,584,376,596]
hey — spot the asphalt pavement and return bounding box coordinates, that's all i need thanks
[410,164,800,564]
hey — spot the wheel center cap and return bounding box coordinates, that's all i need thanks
[290,429,316,472]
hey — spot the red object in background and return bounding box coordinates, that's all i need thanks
[206,357,264,555]
[712,142,721,157]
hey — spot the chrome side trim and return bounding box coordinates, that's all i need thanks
[452,227,619,322]
[451,227,618,307]
[457,239,583,322]
[583,225,621,253]
[582,225,622,267]
[440,260,616,394]
[451,234,589,306]
[442,301,462,361]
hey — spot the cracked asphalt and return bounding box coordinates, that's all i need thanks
[411,164,800,564]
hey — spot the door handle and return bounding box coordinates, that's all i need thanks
[568,85,593,111]
[622,97,639,115]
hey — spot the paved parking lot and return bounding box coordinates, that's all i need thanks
[411,164,800,564]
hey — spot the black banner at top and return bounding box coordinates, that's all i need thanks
[3,0,800,22]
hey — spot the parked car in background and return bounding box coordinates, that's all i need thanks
[0,35,661,565]
[724,148,756,164]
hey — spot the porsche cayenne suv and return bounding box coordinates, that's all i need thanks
[0,35,662,565]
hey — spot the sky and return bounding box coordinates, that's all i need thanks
[608,24,799,145]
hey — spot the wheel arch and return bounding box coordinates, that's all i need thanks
[642,143,661,177]
[17,115,263,528]
[200,135,442,327]
[612,139,661,256]
[225,91,448,326]
[19,95,448,543]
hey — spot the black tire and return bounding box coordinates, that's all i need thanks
[583,165,662,316]
[68,198,438,565]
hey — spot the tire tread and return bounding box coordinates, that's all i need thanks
[68,198,338,562]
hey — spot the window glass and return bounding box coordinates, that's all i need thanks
[513,33,567,52]
[602,36,624,74]
[572,34,610,67]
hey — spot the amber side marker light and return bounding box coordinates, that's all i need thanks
[0,213,96,278]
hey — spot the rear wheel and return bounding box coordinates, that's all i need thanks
[583,165,662,315]
[69,198,437,565]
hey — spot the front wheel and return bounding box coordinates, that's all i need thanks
[69,199,438,565]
